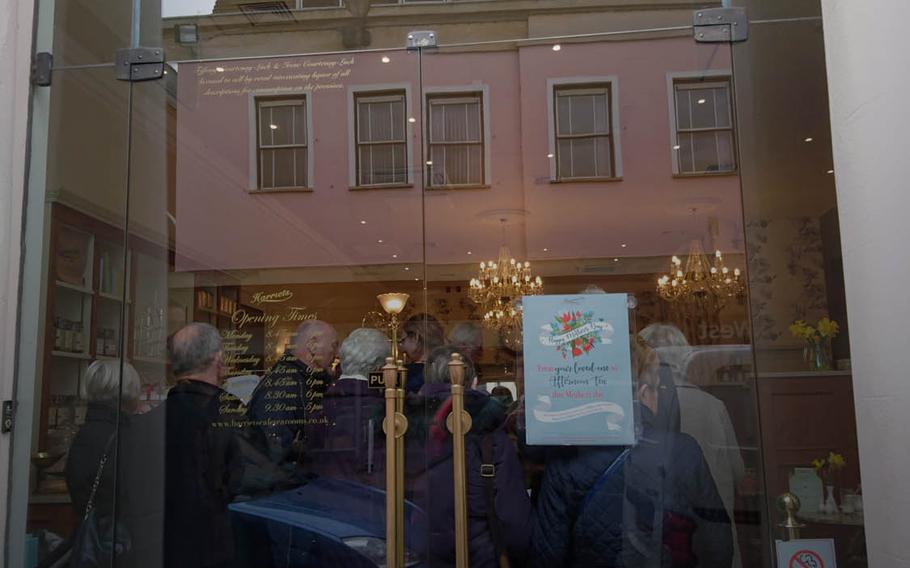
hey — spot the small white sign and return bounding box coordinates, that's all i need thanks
[776,539,836,568]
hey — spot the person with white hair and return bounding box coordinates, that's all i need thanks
[639,323,745,568]
[447,321,484,366]
[311,328,390,487]
[64,360,141,563]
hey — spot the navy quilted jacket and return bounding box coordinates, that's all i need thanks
[531,406,733,568]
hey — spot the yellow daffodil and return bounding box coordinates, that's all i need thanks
[789,320,818,341]
[817,317,840,338]
[811,458,826,470]
[828,452,846,469]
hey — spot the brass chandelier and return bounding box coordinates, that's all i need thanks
[469,245,542,346]
[657,241,744,306]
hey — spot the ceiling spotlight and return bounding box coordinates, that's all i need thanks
[426,161,433,166]
[467,251,473,255]
[392,254,398,258]
[377,239,383,243]
[360,220,367,225]
[613,258,619,262]
[414,278,419,281]
[408,117,416,123]
[381,56,391,63]
[547,153,554,158]
[543,248,549,252]
[826,169,834,174]
[269,124,278,130]
[404,267,410,271]
[552,44,562,51]
[620,243,627,248]
[697,98,707,105]
[215,66,224,73]
[672,145,681,150]
[804,137,814,142]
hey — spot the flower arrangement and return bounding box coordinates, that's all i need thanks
[789,317,840,370]
[812,452,847,485]
[549,310,600,359]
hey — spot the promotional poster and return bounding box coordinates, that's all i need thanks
[523,293,635,446]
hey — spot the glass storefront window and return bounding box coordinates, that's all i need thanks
[8,1,867,567]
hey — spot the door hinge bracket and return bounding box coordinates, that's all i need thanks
[32,52,53,86]
[2,401,14,433]
[694,8,748,43]
[115,47,165,82]
[406,30,437,50]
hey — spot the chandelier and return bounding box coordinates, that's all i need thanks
[469,245,543,347]
[657,241,744,307]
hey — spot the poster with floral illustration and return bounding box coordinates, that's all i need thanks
[523,294,635,446]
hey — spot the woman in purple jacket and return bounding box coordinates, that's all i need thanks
[405,346,534,567]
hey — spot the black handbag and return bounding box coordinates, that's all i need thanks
[69,435,131,568]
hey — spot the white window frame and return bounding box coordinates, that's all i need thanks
[248,90,314,191]
[666,70,736,176]
[423,85,492,189]
[546,76,622,182]
[347,83,414,189]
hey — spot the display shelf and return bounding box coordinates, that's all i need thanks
[98,292,129,303]
[133,356,168,365]
[55,281,93,295]
[51,350,91,360]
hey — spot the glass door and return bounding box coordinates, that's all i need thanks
[12,0,865,566]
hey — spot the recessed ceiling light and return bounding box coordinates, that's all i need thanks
[392,254,398,258]
[826,169,835,174]
[467,251,472,255]
[552,44,561,51]
[672,145,681,150]
[381,56,391,63]
[377,239,383,243]
[613,258,619,262]
[804,137,814,142]
[215,66,224,73]
[414,277,419,281]
[404,267,410,271]
[360,220,367,225]
[620,243,627,248]
[697,98,707,104]
[408,117,416,123]
[547,153,554,158]
[543,248,549,252]
[426,161,433,166]
[269,124,278,130]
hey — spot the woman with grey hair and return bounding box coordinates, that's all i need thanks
[64,360,142,563]
[312,328,390,487]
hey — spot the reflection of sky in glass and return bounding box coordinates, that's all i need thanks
[162,0,216,18]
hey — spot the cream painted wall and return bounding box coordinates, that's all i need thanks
[0,0,36,558]
[821,1,910,565]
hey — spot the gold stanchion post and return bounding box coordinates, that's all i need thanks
[777,492,805,541]
[447,353,472,568]
[382,357,400,568]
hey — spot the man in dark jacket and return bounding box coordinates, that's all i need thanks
[531,338,733,568]
[247,320,338,465]
[164,322,260,568]
[406,346,534,568]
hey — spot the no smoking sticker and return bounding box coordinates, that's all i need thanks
[777,539,836,568]
[790,549,824,568]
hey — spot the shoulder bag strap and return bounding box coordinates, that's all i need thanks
[480,433,510,568]
[82,433,117,521]
[577,448,631,520]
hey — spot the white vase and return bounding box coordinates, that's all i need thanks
[823,485,838,514]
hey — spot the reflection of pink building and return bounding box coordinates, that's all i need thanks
[176,37,741,272]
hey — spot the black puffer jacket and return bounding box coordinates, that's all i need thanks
[405,384,534,567]
[531,405,732,568]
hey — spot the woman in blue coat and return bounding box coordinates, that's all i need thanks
[531,337,733,568]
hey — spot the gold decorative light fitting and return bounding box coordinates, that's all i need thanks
[468,245,542,346]
[657,241,744,306]
[363,292,410,360]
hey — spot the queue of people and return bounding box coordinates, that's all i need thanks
[55,315,740,568]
